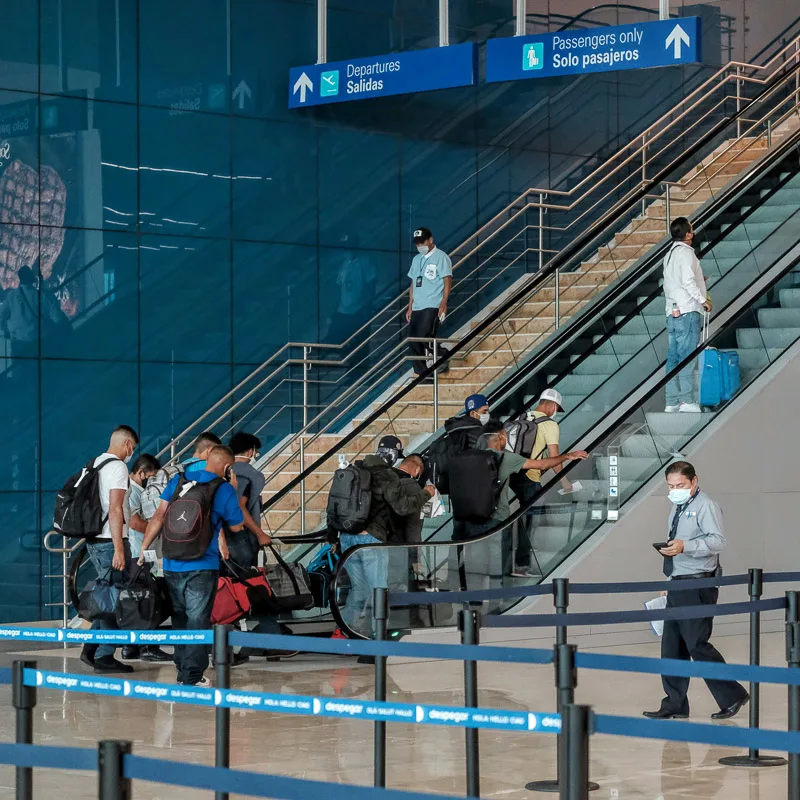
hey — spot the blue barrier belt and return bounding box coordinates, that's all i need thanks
[227,631,555,664]
[0,628,213,645]
[569,573,751,594]
[483,597,786,628]
[576,650,800,686]
[595,713,800,753]
[25,667,560,733]
[0,668,11,685]
[125,754,470,800]
[763,572,800,584]
[0,742,97,770]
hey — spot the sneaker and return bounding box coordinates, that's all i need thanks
[679,402,702,413]
[665,405,680,413]
[140,646,172,663]
[511,567,537,578]
[92,656,134,674]
[265,649,300,661]
[182,676,213,688]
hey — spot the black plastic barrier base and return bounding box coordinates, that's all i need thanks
[718,754,788,767]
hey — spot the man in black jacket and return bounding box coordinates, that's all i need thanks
[339,454,435,636]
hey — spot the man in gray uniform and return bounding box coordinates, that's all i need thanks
[644,461,749,720]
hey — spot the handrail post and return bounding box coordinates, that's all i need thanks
[459,609,481,798]
[767,118,773,148]
[98,740,132,800]
[317,0,327,64]
[720,569,786,767]
[664,183,671,236]
[373,587,388,787]
[515,0,526,37]
[439,0,449,47]
[433,338,439,432]
[13,660,36,800]
[641,131,647,183]
[538,193,545,273]
[736,66,742,138]
[214,624,231,800]
[787,591,800,800]
[554,269,560,330]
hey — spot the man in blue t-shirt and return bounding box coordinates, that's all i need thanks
[406,227,452,379]
[139,445,244,687]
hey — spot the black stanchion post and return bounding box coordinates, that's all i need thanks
[787,590,800,800]
[459,608,481,798]
[720,568,786,768]
[554,579,569,647]
[98,740,132,800]
[12,659,36,800]
[214,624,231,800]
[373,587,388,788]
[560,705,591,800]
[527,645,598,794]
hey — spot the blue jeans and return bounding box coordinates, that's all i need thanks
[86,540,131,659]
[339,534,388,637]
[666,312,702,406]
[164,570,218,684]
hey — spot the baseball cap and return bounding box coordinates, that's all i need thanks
[465,394,489,412]
[539,388,564,412]
[378,435,403,452]
[413,227,433,243]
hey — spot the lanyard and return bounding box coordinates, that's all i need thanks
[668,490,698,541]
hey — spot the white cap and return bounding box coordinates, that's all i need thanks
[539,388,564,412]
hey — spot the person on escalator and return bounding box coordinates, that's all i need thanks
[664,217,711,413]
[338,453,435,639]
[449,424,588,579]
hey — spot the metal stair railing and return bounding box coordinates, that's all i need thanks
[156,35,800,475]
[258,53,800,538]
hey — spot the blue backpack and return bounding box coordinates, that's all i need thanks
[307,545,340,608]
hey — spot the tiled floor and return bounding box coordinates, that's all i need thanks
[0,631,793,799]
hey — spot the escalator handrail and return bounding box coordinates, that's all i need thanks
[264,56,800,512]
[330,233,800,637]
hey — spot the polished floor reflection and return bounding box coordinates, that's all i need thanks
[0,631,791,799]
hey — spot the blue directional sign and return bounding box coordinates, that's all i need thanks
[486,17,700,83]
[288,43,477,109]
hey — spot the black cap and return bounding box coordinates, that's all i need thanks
[378,435,403,452]
[413,227,433,244]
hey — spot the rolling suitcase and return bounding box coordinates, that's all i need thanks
[698,313,741,407]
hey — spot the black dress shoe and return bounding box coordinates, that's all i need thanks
[711,694,750,720]
[121,646,140,660]
[643,709,689,719]
[140,646,172,663]
[79,645,97,669]
[92,656,134,674]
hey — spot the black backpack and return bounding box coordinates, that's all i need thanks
[425,421,481,494]
[504,414,552,458]
[326,461,372,533]
[161,474,226,561]
[448,450,504,523]
[53,457,120,540]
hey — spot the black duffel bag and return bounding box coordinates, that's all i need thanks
[115,567,170,630]
[262,545,314,613]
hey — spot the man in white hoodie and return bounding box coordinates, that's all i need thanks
[663,218,710,413]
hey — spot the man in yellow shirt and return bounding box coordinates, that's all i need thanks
[508,389,573,577]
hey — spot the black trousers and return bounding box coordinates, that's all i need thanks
[659,585,748,714]
[408,308,440,375]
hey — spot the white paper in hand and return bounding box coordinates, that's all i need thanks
[421,488,446,519]
[644,595,667,637]
[142,549,158,564]
[558,481,583,496]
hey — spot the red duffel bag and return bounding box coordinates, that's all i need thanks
[211,562,273,625]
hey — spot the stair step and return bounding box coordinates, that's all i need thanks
[757,307,800,329]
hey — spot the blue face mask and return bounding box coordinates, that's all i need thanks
[668,488,692,505]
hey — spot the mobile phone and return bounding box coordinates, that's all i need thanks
[652,542,669,553]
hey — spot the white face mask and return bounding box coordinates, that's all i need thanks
[668,488,692,505]
[479,412,490,426]
[416,244,429,255]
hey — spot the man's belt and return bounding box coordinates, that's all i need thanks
[670,571,717,581]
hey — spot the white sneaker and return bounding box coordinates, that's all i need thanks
[665,405,680,413]
[182,676,213,688]
[679,403,702,413]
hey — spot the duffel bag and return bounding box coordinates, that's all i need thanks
[115,567,166,631]
[211,561,274,625]
[78,579,121,623]
[262,545,315,613]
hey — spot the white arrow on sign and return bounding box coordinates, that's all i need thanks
[293,72,313,104]
[233,79,252,110]
[665,24,691,59]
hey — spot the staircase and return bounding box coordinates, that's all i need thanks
[262,123,799,538]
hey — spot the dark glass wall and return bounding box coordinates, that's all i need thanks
[0,0,794,620]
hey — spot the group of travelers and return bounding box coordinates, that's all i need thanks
[73,427,291,687]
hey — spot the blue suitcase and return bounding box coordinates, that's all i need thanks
[699,348,740,406]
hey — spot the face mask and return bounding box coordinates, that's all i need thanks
[416,244,428,255]
[141,477,149,489]
[668,488,692,505]
[479,412,490,426]
[124,448,133,465]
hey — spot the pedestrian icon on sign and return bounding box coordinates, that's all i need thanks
[522,43,544,71]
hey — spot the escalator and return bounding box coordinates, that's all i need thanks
[319,112,800,638]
